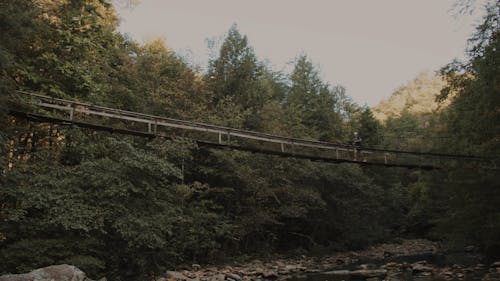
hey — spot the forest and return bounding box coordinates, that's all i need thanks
[0,0,499,280]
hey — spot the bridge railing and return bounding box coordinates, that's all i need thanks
[16,91,464,167]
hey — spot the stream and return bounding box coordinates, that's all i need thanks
[286,253,492,281]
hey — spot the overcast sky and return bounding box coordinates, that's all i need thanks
[114,0,485,106]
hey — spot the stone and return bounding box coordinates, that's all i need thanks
[464,245,475,252]
[359,264,377,270]
[350,269,387,278]
[492,261,500,268]
[182,271,197,279]
[209,274,225,281]
[411,263,434,273]
[166,271,187,281]
[226,273,241,281]
[261,270,278,279]
[192,264,201,271]
[284,265,298,273]
[323,270,351,276]
[481,272,500,281]
[0,265,89,281]
[442,270,454,277]
[324,269,387,278]
[384,262,400,268]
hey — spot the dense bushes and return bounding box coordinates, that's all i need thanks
[1,0,498,279]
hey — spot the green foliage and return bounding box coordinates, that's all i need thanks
[122,39,209,119]
[285,55,349,141]
[207,25,268,112]
[2,0,499,278]
[373,0,499,256]
[0,133,232,279]
[431,0,500,255]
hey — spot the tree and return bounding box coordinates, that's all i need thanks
[357,107,382,146]
[286,55,345,140]
[207,25,266,110]
[123,39,209,120]
[433,0,500,255]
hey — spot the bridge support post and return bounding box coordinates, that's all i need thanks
[218,133,222,144]
[384,153,388,164]
[69,105,74,121]
[281,143,285,153]
[148,123,152,134]
[336,149,339,159]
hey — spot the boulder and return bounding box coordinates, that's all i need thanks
[0,265,90,281]
[261,270,278,279]
[323,270,351,276]
[208,274,225,281]
[383,262,401,269]
[182,271,197,279]
[350,269,387,278]
[411,263,434,273]
[225,273,241,281]
[359,264,377,270]
[324,269,387,278]
[166,271,187,281]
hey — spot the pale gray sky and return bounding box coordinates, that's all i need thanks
[114,0,485,106]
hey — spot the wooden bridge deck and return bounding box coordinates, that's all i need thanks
[8,91,488,170]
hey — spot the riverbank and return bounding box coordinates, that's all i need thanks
[159,239,500,281]
[160,239,442,281]
[2,239,499,281]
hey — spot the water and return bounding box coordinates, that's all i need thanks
[286,254,488,281]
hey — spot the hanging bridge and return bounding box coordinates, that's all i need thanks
[7,91,489,170]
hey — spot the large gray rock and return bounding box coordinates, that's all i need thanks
[0,265,90,281]
[324,269,387,278]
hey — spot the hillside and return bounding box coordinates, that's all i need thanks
[372,72,446,121]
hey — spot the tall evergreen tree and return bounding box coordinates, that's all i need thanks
[207,25,265,110]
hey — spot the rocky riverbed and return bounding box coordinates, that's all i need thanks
[156,239,499,281]
[1,239,499,281]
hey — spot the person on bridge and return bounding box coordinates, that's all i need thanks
[353,132,362,161]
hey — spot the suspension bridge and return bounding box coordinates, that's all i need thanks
[7,91,489,170]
